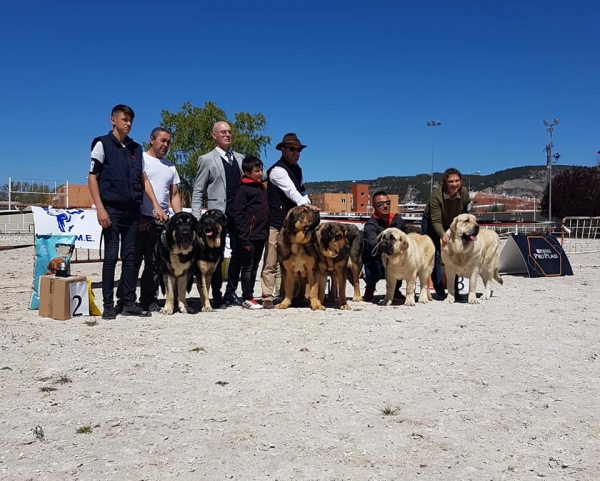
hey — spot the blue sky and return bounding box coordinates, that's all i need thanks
[1,0,598,188]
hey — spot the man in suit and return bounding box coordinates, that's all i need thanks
[191,121,244,308]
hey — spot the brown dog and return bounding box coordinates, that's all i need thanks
[276,205,324,311]
[314,222,363,309]
[193,209,227,312]
[47,257,63,275]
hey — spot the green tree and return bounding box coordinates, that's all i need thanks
[151,101,271,205]
[541,166,600,220]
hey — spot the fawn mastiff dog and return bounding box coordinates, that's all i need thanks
[441,213,503,304]
[377,228,435,307]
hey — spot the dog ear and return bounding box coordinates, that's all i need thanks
[400,237,409,252]
[447,217,459,240]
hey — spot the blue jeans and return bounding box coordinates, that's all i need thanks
[102,207,139,308]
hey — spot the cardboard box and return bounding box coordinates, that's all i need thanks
[39,275,88,320]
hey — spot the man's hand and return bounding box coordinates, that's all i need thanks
[441,233,449,244]
[96,207,111,229]
[307,204,320,211]
[153,206,168,222]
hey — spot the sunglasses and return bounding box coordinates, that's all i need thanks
[375,201,391,207]
[285,146,303,152]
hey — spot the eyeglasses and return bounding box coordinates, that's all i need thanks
[375,201,391,207]
[285,146,303,152]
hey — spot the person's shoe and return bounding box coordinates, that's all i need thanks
[393,290,406,303]
[242,299,263,310]
[224,292,243,307]
[434,287,446,300]
[145,301,161,312]
[114,301,124,315]
[121,304,152,317]
[262,299,274,309]
[362,287,375,302]
[102,306,117,320]
[211,297,227,309]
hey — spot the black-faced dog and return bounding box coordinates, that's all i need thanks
[276,205,324,310]
[157,212,198,314]
[314,222,358,310]
[193,209,227,312]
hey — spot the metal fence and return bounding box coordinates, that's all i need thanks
[560,217,600,254]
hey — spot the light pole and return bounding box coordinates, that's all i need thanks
[468,170,480,192]
[426,121,441,193]
[543,118,561,225]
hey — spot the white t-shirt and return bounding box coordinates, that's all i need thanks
[141,152,181,216]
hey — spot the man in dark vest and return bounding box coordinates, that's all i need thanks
[260,133,316,309]
[88,104,167,320]
[191,121,244,308]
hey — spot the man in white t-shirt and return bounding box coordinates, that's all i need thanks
[119,127,182,311]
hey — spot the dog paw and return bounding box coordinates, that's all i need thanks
[445,296,455,304]
[405,300,416,307]
[379,299,393,306]
[339,303,351,310]
[311,303,326,311]
[201,306,213,312]
[468,297,480,305]
[160,307,174,315]
[276,301,291,309]
[352,296,362,302]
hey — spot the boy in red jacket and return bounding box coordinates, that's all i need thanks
[231,156,269,309]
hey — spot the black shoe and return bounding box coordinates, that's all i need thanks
[224,292,242,307]
[211,297,227,309]
[115,301,124,315]
[434,287,446,300]
[102,307,117,320]
[121,304,152,317]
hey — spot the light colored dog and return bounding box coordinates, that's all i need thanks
[441,213,503,304]
[377,228,435,306]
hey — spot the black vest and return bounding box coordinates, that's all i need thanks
[91,132,144,209]
[267,158,305,229]
[222,155,241,215]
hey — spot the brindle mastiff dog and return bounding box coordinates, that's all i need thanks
[192,209,227,312]
[314,222,363,309]
[276,205,324,311]
[157,212,198,315]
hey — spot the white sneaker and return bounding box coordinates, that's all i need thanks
[242,299,263,309]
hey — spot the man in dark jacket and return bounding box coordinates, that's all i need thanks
[88,104,167,320]
[362,190,408,302]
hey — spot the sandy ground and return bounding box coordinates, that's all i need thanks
[1,242,599,481]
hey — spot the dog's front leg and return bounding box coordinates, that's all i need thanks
[161,274,176,315]
[176,274,192,314]
[198,273,213,312]
[468,271,479,304]
[405,277,416,306]
[336,265,350,310]
[445,268,457,304]
[381,272,395,306]
[276,263,294,309]
[307,266,325,311]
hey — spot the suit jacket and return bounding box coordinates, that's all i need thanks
[191,147,244,217]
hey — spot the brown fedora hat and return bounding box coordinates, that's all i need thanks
[276,133,307,151]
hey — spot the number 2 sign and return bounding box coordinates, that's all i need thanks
[69,281,89,317]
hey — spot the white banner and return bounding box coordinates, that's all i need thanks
[32,207,102,249]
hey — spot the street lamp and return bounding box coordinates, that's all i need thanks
[468,170,480,192]
[543,118,560,225]
[426,121,442,193]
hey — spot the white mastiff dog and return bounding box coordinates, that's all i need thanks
[377,228,435,307]
[442,213,503,304]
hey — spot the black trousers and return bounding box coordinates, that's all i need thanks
[238,239,266,301]
[102,207,138,308]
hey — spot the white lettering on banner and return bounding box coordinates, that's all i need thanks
[32,207,103,249]
[533,248,559,260]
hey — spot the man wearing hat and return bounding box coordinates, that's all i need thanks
[260,133,315,309]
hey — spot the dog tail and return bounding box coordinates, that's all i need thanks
[494,268,503,285]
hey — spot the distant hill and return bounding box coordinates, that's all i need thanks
[305,165,570,203]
